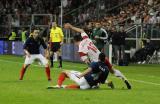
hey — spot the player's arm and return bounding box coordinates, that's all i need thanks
[23,39,31,57]
[64,23,84,33]
[79,52,90,65]
[79,67,92,78]
[41,39,49,59]
[60,28,64,45]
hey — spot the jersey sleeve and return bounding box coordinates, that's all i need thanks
[59,28,64,37]
[49,29,52,38]
[78,43,89,61]
[81,32,89,39]
[23,38,30,49]
[40,38,47,49]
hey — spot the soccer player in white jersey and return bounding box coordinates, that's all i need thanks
[64,23,131,89]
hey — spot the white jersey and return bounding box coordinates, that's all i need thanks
[78,32,100,62]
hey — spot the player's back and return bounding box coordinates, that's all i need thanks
[84,61,109,87]
[79,32,101,62]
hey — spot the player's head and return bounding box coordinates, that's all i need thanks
[52,22,57,28]
[73,34,82,45]
[99,53,106,62]
[32,28,40,38]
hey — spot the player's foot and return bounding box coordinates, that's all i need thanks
[50,64,53,68]
[47,85,66,89]
[58,66,62,69]
[124,80,131,89]
[107,81,114,89]
[19,78,23,80]
[47,85,61,89]
[92,85,99,89]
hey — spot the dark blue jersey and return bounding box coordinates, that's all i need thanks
[84,62,109,87]
[23,37,47,54]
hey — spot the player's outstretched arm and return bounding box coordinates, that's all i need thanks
[79,67,92,78]
[64,23,84,33]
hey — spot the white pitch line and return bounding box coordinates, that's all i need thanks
[129,79,160,86]
[1,58,160,86]
[0,59,85,69]
[0,59,43,67]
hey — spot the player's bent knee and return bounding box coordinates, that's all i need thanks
[62,70,70,75]
[109,68,114,74]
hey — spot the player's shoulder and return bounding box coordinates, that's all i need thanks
[27,37,32,41]
[56,27,62,30]
[81,32,89,38]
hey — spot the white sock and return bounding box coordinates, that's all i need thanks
[113,69,127,81]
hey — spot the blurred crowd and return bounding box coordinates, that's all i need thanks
[84,0,160,31]
[0,0,60,14]
[0,0,160,39]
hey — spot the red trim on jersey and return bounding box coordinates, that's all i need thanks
[82,36,88,39]
[79,52,87,57]
[105,57,112,70]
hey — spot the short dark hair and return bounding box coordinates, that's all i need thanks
[99,53,106,62]
[73,34,82,42]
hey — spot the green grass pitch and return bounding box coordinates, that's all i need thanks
[0,55,160,104]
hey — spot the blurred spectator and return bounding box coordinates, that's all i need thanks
[90,22,108,52]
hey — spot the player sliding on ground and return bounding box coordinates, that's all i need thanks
[63,23,131,89]
[48,53,109,89]
[19,28,52,82]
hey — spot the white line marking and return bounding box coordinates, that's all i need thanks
[1,58,160,86]
[129,79,160,86]
[0,59,43,67]
[0,59,85,69]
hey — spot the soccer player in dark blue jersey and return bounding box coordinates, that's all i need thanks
[19,28,51,81]
[49,53,110,89]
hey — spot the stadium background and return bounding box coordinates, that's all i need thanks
[0,0,160,104]
[0,0,160,64]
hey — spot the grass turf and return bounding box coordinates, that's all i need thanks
[0,55,160,104]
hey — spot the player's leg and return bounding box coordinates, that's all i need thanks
[65,70,90,89]
[55,42,62,68]
[38,54,51,81]
[105,57,131,89]
[50,51,54,68]
[19,64,30,80]
[19,55,34,80]
[57,70,69,87]
[65,84,80,89]
[57,49,62,68]
[47,70,69,89]
[49,42,54,68]
[55,70,80,87]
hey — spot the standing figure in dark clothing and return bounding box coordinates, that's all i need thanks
[111,26,127,64]
[19,28,51,81]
